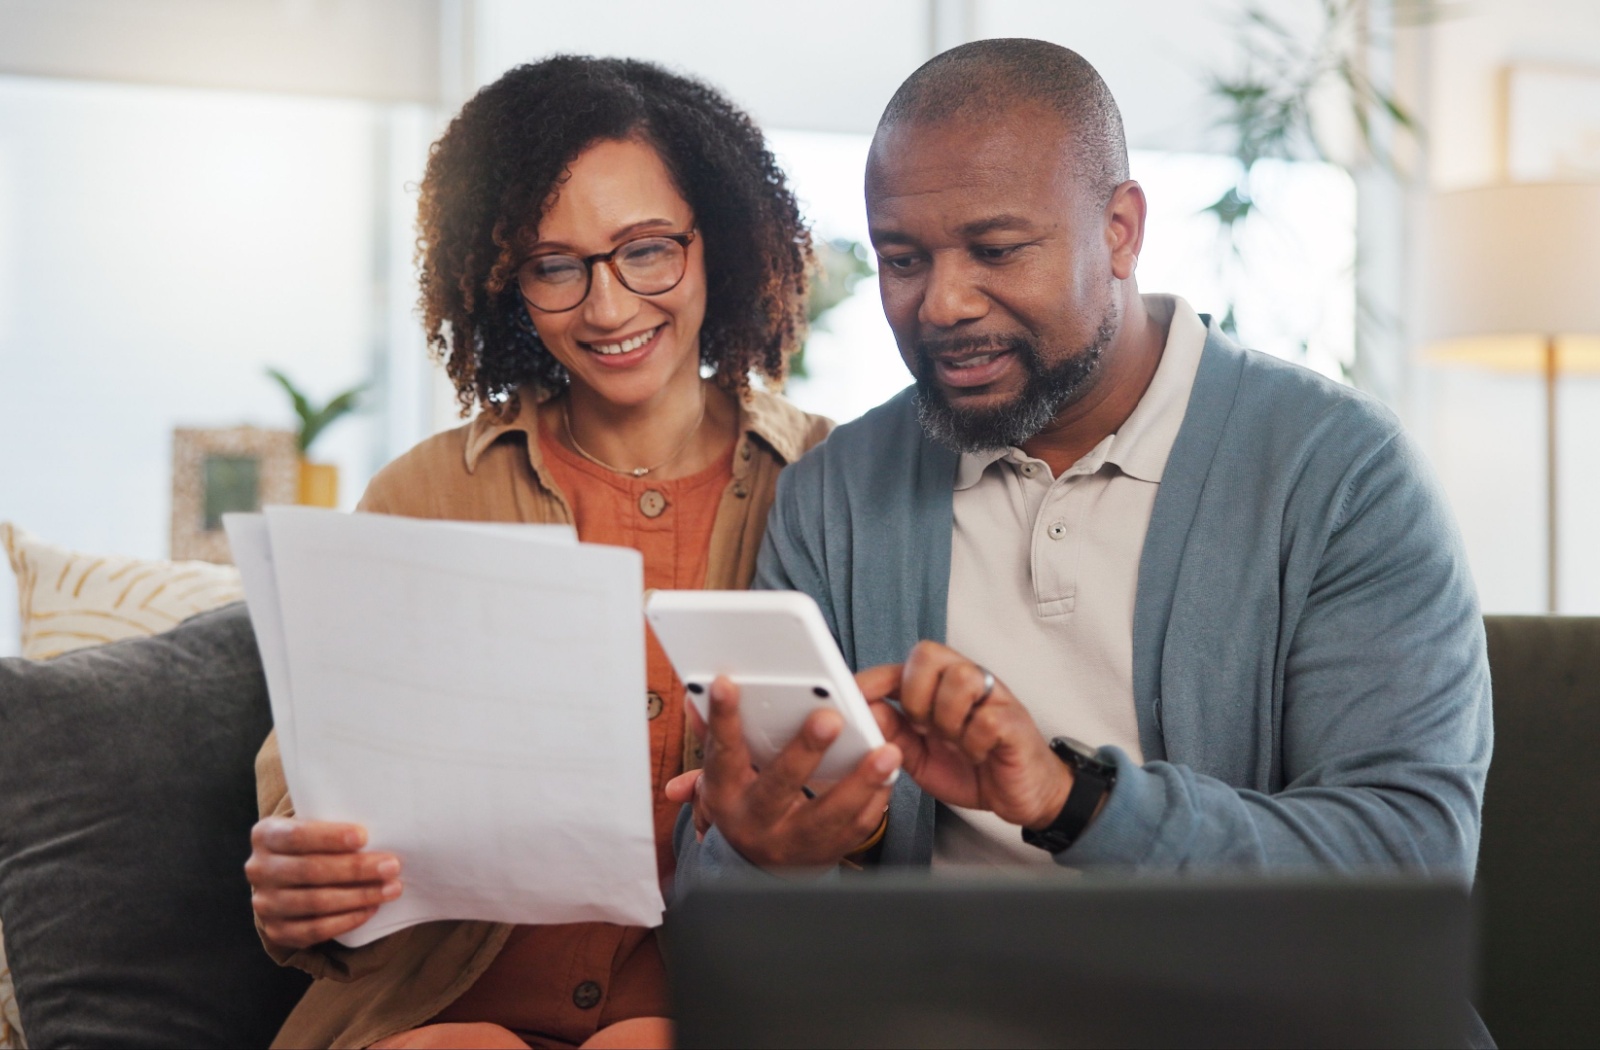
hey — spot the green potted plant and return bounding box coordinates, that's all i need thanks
[266,369,367,507]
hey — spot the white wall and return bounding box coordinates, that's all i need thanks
[0,0,443,103]
[472,0,1303,147]
[1424,0,1600,191]
[474,0,930,135]
[1405,0,1600,613]
[0,75,427,655]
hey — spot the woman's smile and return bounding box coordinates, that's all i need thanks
[579,323,666,364]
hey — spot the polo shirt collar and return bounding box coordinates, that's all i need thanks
[1104,294,1207,484]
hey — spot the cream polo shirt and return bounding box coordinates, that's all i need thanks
[935,294,1208,868]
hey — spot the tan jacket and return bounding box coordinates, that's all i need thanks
[256,388,831,1049]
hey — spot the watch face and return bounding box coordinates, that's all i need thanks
[1056,736,1098,762]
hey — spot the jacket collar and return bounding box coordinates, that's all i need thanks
[460,385,813,477]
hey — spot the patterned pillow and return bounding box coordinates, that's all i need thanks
[2,523,243,661]
[1,927,21,1050]
[0,524,245,1048]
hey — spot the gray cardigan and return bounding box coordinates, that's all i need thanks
[677,321,1492,878]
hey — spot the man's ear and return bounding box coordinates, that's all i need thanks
[1105,180,1147,281]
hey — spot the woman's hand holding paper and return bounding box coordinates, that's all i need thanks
[245,817,404,950]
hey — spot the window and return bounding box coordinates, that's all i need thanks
[769,129,1356,424]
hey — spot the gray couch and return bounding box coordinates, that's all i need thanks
[0,605,306,1047]
[0,607,1593,1047]
[1476,616,1600,1049]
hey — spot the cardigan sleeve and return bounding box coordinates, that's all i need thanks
[1065,424,1493,876]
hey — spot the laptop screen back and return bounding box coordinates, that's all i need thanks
[665,875,1471,1049]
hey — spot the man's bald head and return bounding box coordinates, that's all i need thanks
[876,38,1129,206]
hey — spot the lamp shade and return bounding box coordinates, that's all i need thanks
[1423,183,1600,371]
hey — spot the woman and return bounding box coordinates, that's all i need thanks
[243,56,830,1050]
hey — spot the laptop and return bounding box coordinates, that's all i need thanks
[664,875,1473,1049]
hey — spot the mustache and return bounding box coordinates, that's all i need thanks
[913,332,1036,363]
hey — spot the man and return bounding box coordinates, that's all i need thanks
[669,39,1490,881]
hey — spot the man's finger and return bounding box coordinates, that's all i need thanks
[253,817,368,855]
[929,660,989,741]
[855,663,905,702]
[743,707,842,821]
[870,700,922,752]
[957,702,1005,765]
[897,640,959,730]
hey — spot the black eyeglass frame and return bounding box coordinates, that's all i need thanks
[517,229,698,314]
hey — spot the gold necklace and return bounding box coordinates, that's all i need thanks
[562,389,707,478]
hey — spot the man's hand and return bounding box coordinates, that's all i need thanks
[245,818,402,950]
[663,676,901,870]
[859,642,1072,831]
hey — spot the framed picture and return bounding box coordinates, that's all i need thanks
[1504,63,1600,181]
[170,426,298,563]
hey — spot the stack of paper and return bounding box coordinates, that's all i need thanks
[225,507,664,946]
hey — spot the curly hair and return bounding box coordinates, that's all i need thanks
[416,56,813,418]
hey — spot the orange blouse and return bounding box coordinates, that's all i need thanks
[429,429,734,1047]
[540,428,733,876]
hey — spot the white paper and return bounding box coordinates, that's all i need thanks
[224,514,302,791]
[224,514,580,797]
[228,508,662,946]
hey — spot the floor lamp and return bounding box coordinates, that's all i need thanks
[1422,183,1600,613]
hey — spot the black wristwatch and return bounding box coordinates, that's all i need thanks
[1021,737,1117,854]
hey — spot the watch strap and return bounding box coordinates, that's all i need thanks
[1021,738,1115,854]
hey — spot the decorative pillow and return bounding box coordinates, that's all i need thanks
[2,522,243,661]
[0,930,21,1049]
[0,525,248,1048]
[0,604,308,1047]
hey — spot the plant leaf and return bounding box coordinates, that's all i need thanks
[265,368,312,427]
[299,384,367,454]
[1203,186,1254,227]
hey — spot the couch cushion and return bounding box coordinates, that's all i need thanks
[1478,615,1600,1048]
[2,522,242,660]
[0,603,307,1047]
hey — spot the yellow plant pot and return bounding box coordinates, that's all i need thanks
[297,460,339,508]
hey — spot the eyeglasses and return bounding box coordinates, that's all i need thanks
[516,230,697,313]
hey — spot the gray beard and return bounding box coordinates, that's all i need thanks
[913,314,1117,454]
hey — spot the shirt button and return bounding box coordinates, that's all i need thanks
[639,490,666,517]
[573,980,602,1010]
[647,691,664,720]
[732,481,749,499]
[1020,462,1040,478]
[1047,521,1067,540]
[739,442,753,461]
